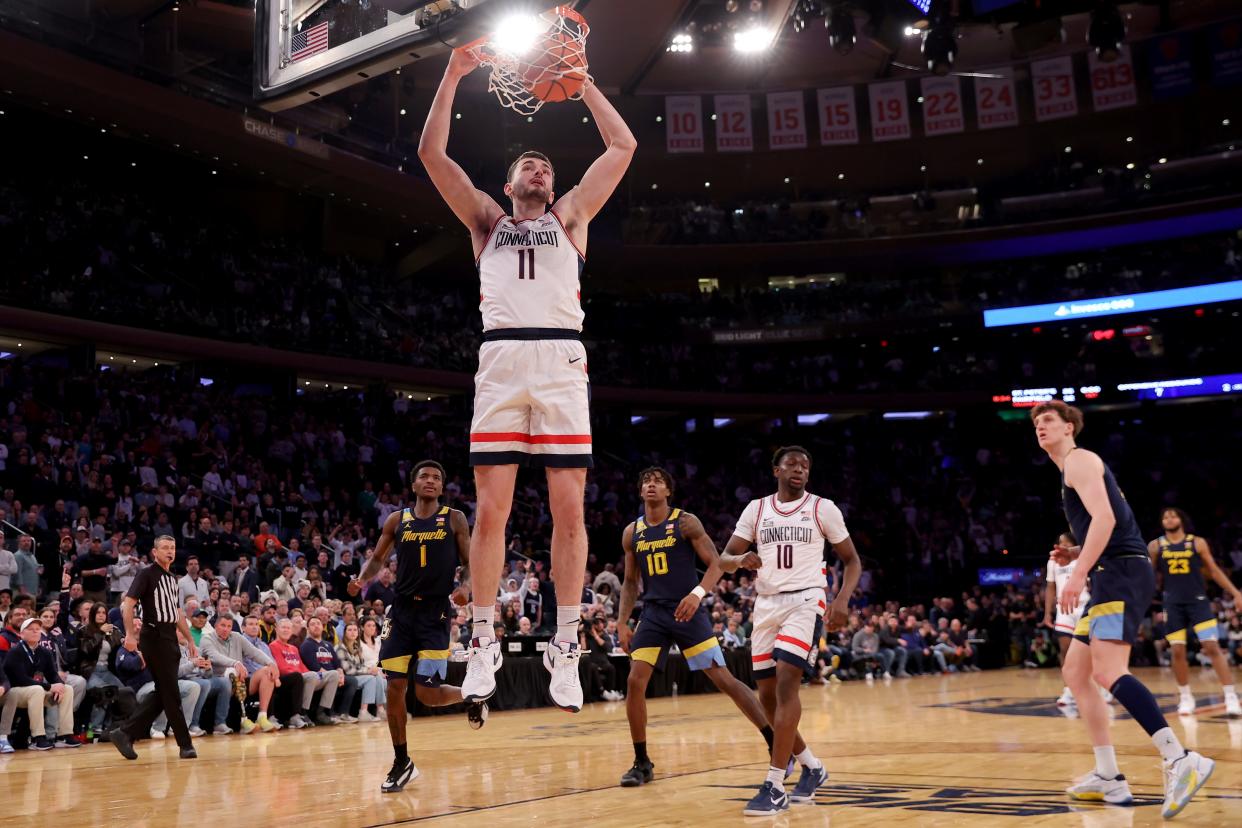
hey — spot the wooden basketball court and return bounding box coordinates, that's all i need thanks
[3,667,1238,826]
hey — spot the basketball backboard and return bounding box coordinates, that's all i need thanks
[254,0,560,111]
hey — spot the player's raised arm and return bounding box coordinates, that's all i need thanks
[553,82,636,234]
[674,513,721,622]
[1194,535,1242,605]
[349,510,401,596]
[417,49,504,244]
[1059,449,1114,614]
[616,522,639,651]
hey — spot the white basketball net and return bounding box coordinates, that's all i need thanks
[466,5,591,116]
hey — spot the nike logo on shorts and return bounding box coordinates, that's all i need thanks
[568,357,582,364]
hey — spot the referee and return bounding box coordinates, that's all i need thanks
[109,535,198,760]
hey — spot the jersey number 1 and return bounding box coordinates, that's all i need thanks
[776,544,794,569]
[419,544,427,567]
[517,248,535,280]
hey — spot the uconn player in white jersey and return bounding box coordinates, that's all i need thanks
[1044,531,1090,709]
[720,446,861,816]
[418,48,635,713]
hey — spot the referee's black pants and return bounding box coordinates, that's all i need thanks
[119,631,193,749]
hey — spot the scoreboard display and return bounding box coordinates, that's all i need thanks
[994,372,1242,407]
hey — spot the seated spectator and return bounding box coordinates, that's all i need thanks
[180,630,231,736]
[297,617,345,725]
[188,609,210,646]
[515,616,534,636]
[358,618,385,719]
[878,616,911,678]
[177,557,211,607]
[364,568,396,609]
[581,614,621,702]
[1228,615,1242,665]
[77,603,136,731]
[200,614,279,733]
[0,618,78,749]
[722,619,744,649]
[38,603,88,717]
[268,619,319,729]
[0,605,28,652]
[899,615,930,676]
[272,565,298,603]
[240,615,298,728]
[948,619,979,672]
[336,622,383,722]
[851,621,884,678]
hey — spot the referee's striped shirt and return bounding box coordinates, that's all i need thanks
[127,563,181,629]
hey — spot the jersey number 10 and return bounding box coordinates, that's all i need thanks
[646,552,669,576]
[776,544,794,569]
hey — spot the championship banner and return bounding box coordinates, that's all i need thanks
[816,87,859,145]
[713,94,754,153]
[1087,45,1137,111]
[920,75,964,136]
[665,96,704,154]
[1148,33,1194,100]
[1210,19,1242,87]
[868,80,911,142]
[973,72,1019,130]
[1031,55,1078,122]
[766,90,808,150]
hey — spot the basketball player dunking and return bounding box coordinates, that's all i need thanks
[719,446,861,816]
[349,461,486,794]
[1149,507,1242,718]
[418,49,635,713]
[615,467,802,789]
[1033,401,1214,818]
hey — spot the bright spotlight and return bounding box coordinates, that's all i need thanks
[491,13,545,57]
[668,32,694,53]
[734,26,775,53]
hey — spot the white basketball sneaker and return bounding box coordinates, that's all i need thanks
[1177,693,1195,716]
[1066,771,1133,805]
[1056,687,1076,707]
[1224,691,1241,718]
[544,639,583,712]
[1162,750,1214,819]
[462,637,502,703]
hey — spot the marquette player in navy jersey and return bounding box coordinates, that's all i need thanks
[349,461,486,794]
[1149,507,1242,717]
[719,446,860,817]
[419,47,636,715]
[615,468,797,789]
[1033,401,1214,818]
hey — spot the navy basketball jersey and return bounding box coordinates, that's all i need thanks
[1061,452,1147,560]
[393,506,458,599]
[633,508,698,603]
[1156,535,1205,603]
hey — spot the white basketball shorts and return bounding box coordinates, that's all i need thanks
[749,587,826,680]
[469,335,592,468]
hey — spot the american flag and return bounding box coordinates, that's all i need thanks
[291,21,329,62]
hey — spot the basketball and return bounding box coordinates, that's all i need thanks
[522,31,587,103]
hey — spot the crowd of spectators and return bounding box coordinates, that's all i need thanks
[3,174,1238,394]
[0,348,1240,751]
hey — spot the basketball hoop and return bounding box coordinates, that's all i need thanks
[466,5,591,116]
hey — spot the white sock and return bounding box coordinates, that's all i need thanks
[1224,684,1237,698]
[1093,746,1120,779]
[795,747,822,770]
[554,606,579,645]
[1152,727,1185,764]
[1178,684,1193,698]
[472,606,495,641]
[765,765,785,791]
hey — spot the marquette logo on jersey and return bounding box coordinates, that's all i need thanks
[1162,549,1194,563]
[759,525,814,545]
[494,227,560,250]
[635,536,678,554]
[400,528,449,544]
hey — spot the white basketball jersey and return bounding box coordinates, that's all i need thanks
[476,211,585,332]
[733,492,849,596]
[1046,558,1090,605]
